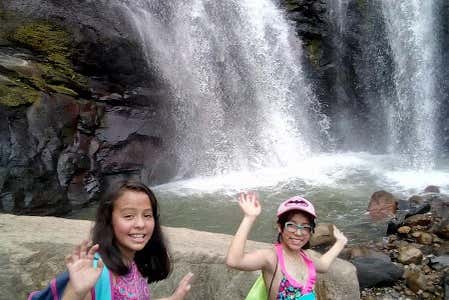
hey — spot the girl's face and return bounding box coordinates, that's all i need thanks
[112,190,155,261]
[278,211,312,252]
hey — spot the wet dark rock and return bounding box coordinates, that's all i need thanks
[406,203,431,217]
[430,256,449,271]
[97,135,159,173]
[96,106,163,144]
[430,195,449,220]
[443,272,449,300]
[404,214,433,227]
[398,198,412,210]
[351,256,403,288]
[424,186,441,193]
[57,150,90,188]
[433,220,449,240]
[386,210,414,234]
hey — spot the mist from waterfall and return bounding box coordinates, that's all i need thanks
[326,0,441,169]
[116,0,329,177]
[380,1,439,168]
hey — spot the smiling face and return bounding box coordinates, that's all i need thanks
[278,211,313,252]
[112,190,155,261]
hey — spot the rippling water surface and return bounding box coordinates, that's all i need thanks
[70,152,449,244]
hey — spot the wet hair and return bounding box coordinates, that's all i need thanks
[91,180,171,283]
[276,209,316,250]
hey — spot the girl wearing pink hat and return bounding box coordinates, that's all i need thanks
[226,192,347,300]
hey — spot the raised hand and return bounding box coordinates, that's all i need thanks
[169,272,194,300]
[64,240,103,300]
[332,225,348,245]
[238,191,261,218]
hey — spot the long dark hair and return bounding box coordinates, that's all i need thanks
[91,180,171,283]
[276,210,316,250]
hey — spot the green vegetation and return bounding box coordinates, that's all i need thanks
[0,81,41,107]
[284,0,301,11]
[0,19,88,106]
[307,39,321,66]
[47,84,78,97]
[10,22,87,89]
[12,23,71,59]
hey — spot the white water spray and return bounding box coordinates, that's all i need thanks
[381,1,439,169]
[116,0,328,177]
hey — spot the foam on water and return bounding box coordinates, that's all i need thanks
[155,152,449,197]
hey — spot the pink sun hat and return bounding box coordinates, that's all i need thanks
[277,195,317,218]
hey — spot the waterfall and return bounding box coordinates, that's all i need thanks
[327,0,354,147]
[381,1,439,169]
[330,0,349,35]
[115,0,329,177]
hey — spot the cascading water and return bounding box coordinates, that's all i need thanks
[381,1,439,169]
[329,0,349,38]
[72,0,449,244]
[116,0,329,177]
[327,0,355,147]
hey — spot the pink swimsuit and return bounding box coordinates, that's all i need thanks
[111,261,151,300]
[275,244,317,300]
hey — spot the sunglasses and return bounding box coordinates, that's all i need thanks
[284,221,312,234]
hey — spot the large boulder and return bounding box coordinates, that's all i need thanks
[0,214,360,299]
[351,257,403,288]
[368,190,398,221]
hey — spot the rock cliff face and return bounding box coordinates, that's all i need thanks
[0,214,360,299]
[0,0,178,215]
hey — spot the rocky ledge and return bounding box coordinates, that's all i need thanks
[0,213,359,299]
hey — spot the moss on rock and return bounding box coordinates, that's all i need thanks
[307,39,321,66]
[47,84,78,97]
[7,21,88,94]
[0,18,88,103]
[12,23,71,63]
[0,82,41,107]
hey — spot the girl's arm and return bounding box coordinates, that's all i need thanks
[62,241,103,300]
[310,225,347,273]
[155,272,194,300]
[226,192,270,271]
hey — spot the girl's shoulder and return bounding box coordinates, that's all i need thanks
[259,245,278,271]
[303,249,322,263]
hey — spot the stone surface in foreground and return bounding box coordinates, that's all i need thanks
[0,214,359,299]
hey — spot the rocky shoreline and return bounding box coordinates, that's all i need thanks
[341,188,449,300]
